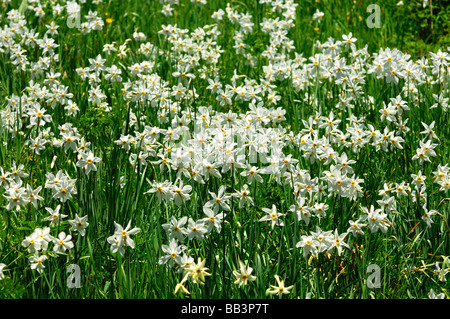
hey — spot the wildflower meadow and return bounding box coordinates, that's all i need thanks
[0,0,449,302]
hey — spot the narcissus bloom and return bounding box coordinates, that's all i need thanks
[76,151,101,175]
[53,232,74,253]
[199,205,225,233]
[158,238,187,267]
[29,252,47,274]
[259,204,284,229]
[186,218,208,241]
[266,275,294,296]
[107,221,141,256]
[22,231,43,253]
[428,288,445,299]
[233,260,257,287]
[185,258,211,284]
[43,205,67,226]
[296,235,318,259]
[68,214,89,236]
[360,205,390,233]
[327,229,350,256]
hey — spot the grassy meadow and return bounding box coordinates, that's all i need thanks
[0,0,449,300]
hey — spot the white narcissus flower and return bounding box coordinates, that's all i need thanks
[296,235,318,259]
[76,151,101,175]
[240,165,264,185]
[177,254,195,273]
[312,9,324,21]
[25,185,44,209]
[10,161,29,183]
[266,275,294,296]
[29,252,47,274]
[172,180,192,207]
[422,204,437,227]
[4,186,28,211]
[327,229,350,256]
[310,226,333,254]
[411,170,427,186]
[347,219,367,236]
[205,185,231,211]
[43,205,67,226]
[290,198,312,226]
[53,232,74,253]
[185,258,211,285]
[162,216,189,242]
[342,32,357,51]
[233,260,257,287]
[360,205,390,233]
[145,180,174,203]
[53,179,77,203]
[107,236,123,256]
[437,176,450,192]
[428,288,445,299]
[259,204,284,229]
[158,238,186,267]
[420,121,439,141]
[233,184,254,208]
[435,262,449,282]
[22,231,43,253]
[32,227,54,251]
[0,166,12,187]
[68,214,89,236]
[107,221,141,256]
[199,205,225,233]
[186,218,208,241]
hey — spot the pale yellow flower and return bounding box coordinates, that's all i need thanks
[266,275,294,296]
[233,260,257,287]
[185,258,211,284]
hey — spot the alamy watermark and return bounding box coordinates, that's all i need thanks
[67,13,81,30]
[67,264,81,288]
[366,4,381,29]
[367,264,381,289]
